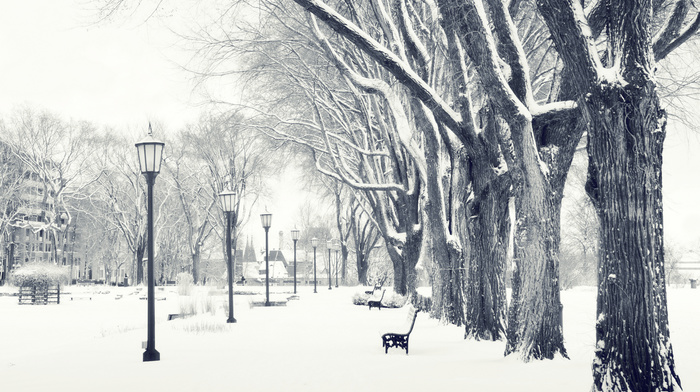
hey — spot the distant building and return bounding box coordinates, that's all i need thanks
[259,249,289,279]
[239,236,260,279]
[0,141,86,285]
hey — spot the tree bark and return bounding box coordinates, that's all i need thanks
[584,81,680,392]
[429,238,465,325]
[192,249,201,285]
[505,172,567,359]
[386,229,421,296]
[135,240,145,285]
[465,157,510,340]
[503,114,567,360]
[356,252,369,285]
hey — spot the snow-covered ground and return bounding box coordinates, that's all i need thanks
[0,284,697,391]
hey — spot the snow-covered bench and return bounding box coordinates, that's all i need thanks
[368,289,386,310]
[365,283,382,295]
[381,306,419,354]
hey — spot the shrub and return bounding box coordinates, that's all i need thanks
[352,289,407,308]
[10,263,70,287]
[175,316,232,334]
[382,292,408,308]
[179,289,217,317]
[176,272,193,296]
[352,292,370,306]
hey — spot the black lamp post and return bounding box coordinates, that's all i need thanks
[327,239,332,290]
[135,126,164,362]
[311,237,318,293]
[261,213,272,306]
[219,189,237,323]
[291,229,300,294]
[335,239,339,288]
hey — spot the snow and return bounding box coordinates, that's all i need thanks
[0,284,698,391]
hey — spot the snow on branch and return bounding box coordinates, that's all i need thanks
[398,0,430,73]
[486,0,535,107]
[290,0,463,132]
[536,0,604,90]
[654,7,700,62]
[310,149,406,193]
[309,14,428,183]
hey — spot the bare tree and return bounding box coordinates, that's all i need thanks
[347,194,381,285]
[176,111,272,285]
[0,140,27,285]
[2,107,97,268]
[87,130,149,284]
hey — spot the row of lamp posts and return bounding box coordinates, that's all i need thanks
[135,127,343,363]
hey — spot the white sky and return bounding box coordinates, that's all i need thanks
[0,0,699,252]
[0,0,201,130]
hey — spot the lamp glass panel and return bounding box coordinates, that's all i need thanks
[219,190,236,212]
[135,139,165,174]
[261,213,272,228]
[136,144,147,173]
[153,143,164,172]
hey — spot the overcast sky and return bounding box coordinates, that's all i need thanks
[0,0,202,130]
[1,0,699,253]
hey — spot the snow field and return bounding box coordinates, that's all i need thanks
[0,285,697,391]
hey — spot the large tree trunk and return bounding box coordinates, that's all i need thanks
[465,158,510,340]
[356,250,369,285]
[135,242,145,285]
[503,113,567,360]
[192,250,201,285]
[504,173,567,359]
[386,230,421,296]
[584,81,680,392]
[429,238,465,325]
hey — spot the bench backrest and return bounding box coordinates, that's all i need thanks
[405,306,420,335]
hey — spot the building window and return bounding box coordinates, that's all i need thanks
[25,228,30,237]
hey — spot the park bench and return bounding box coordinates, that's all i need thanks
[70,293,92,300]
[368,289,386,310]
[365,283,382,295]
[381,306,419,354]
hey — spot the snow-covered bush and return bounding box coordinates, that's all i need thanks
[179,289,216,317]
[175,315,232,334]
[352,289,407,308]
[10,263,70,287]
[352,292,369,306]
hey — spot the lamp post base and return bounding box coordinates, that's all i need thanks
[143,348,160,362]
[227,317,237,323]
